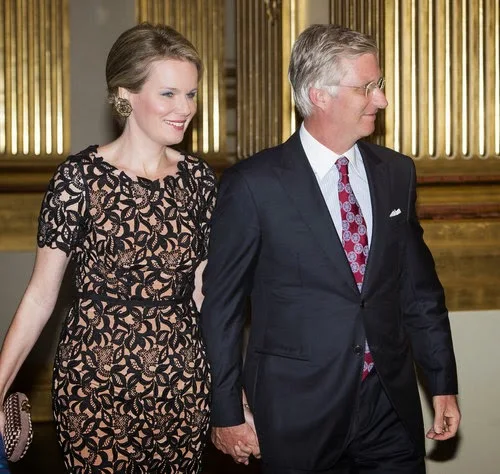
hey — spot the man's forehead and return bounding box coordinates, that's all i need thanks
[339,54,380,80]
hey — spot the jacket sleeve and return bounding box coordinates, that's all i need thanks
[200,166,261,426]
[400,159,458,396]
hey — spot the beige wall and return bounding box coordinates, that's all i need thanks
[70,0,135,153]
[296,0,330,32]
[423,310,500,474]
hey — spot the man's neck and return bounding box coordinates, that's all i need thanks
[302,118,355,155]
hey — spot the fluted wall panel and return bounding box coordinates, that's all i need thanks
[136,0,226,159]
[236,0,295,158]
[0,0,69,158]
[384,0,500,162]
[330,0,385,47]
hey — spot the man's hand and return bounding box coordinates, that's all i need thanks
[426,394,461,440]
[212,423,260,465]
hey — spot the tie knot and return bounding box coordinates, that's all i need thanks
[335,156,349,176]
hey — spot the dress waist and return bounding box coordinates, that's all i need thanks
[77,292,191,307]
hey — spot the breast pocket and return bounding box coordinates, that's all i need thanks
[385,213,406,245]
[388,212,405,227]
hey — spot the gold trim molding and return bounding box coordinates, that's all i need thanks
[0,158,57,192]
[417,183,500,219]
[422,219,500,311]
[0,193,42,251]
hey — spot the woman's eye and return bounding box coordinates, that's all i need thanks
[187,91,197,99]
[162,91,174,98]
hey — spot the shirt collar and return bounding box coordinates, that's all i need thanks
[299,123,364,181]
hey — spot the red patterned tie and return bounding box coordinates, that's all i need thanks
[336,156,374,381]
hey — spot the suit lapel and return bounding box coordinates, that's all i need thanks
[357,140,390,295]
[274,132,359,296]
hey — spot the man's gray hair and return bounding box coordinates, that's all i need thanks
[288,24,378,118]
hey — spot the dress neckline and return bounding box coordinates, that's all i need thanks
[89,145,187,184]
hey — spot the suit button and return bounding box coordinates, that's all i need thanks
[353,345,363,355]
[360,300,365,308]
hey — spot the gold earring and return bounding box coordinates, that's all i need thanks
[115,97,132,117]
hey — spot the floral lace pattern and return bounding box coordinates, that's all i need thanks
[38,145,217,473]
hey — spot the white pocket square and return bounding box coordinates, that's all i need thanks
[389,208,401,217]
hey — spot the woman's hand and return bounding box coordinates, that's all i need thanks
[241,390,261,459]
[0,409,6,438]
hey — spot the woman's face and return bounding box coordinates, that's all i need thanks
[125,58,199,146]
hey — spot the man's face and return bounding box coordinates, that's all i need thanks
[322,53,388,145]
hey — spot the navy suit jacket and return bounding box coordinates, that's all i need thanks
[201,131,458,470]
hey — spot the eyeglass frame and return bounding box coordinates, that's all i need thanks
[330,77,385,97]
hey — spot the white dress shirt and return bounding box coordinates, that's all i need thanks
[299,123,373,246]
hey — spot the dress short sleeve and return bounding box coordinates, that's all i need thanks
[37,156,87,255]
[198,164,218,260]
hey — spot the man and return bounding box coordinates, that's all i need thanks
[201,24,460,473]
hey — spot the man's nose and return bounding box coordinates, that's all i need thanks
[372,88,388,109]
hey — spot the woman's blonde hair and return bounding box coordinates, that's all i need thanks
[106,23,202,126]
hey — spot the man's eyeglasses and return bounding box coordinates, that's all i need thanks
[334,77,385,97]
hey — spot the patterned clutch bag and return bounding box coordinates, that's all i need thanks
[3,392,33,462]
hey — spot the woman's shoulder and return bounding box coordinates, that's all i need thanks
[50,145,99,185]
[179,150,216,180]
[58,145,98,169]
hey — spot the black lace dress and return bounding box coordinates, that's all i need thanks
[37,145,217,473]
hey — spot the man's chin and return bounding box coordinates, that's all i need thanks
[359,123,376,138]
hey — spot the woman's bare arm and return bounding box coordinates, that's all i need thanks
[0,246,70,403]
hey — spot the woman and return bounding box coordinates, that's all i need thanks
[0,23,216,473]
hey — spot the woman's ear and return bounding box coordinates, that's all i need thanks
[117,86,130,101]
